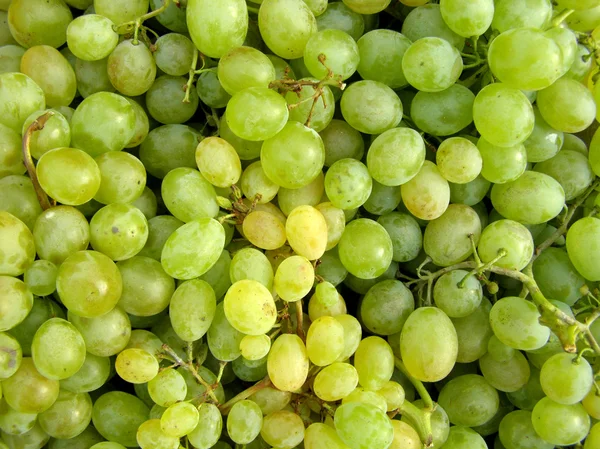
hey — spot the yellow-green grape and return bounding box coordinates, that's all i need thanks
[242,210,287,251]
[401,161,450,220]
[334,402,394,449]
[308,290,348,321]
[313,362,359,401]
[240,334,271,361]
[60,353,111,394]
[314,281,339,308]
[227,400,263,445]
[477,219,534,271]
[187,403,223,449]
[304,29,359,80]
[22,109,71,160]
[277,173,324,217]
[2,358,59,413]
[342,0,391,14]
[66,14,118,61]
[376,381,405,412]
[162,167,219,222]
[498,410,553,449]
[250,387,292,415]
[38,389,92,439]
[240,161,280,204]
[0,277,33,333]
[136,419,179,449]
[452,298,493,363]
[314,202,345,250]
[402,37,462,92]
[274,255,314,302]
[0,73,45,134]
[438,374,499,427]
[353,336,394,390]
[492,0,552,32]
[37,147,101,206]
[439,0,494,37]
[260,410,305,448]
[436,137,482,184]
[0,332,22,379]
[334,314,362,361]
[92,391,150,447]
[217,46,276,95]
[286,82,335,132]
[267,334,309,392]
[147,369,187,407]
[169,279,216,342]
[0,122,25,178]
[160,402,199,438]
[0,396,38,435]
[195,137,242,188]
[93,152,146,205]
[389,420,421,449]
[304,422,351,449]
[531,397,591,446]
[306,316,345,366]
[400,307,458,382]
[480,349,530,392]
[0,211,35,277]
[106,39,156,97]
[285,205,328,260]
[115,348,159,384]
[229,247,273,290]
[477,138,527,184]
[0,422,49,448]
[68,306,130,357]
[22,262,55,299]
[540,352,593,405]
[534,150,594,201]
[207,302,244,362]
[567,217,600,281]
[123,98,149,149]
[433,270,482,319]
[224,279,277,335]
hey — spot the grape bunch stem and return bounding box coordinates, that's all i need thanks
[22,111,55,211]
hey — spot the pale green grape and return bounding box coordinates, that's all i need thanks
[22,109,71,160]
[196,70,231,108]
[488,335,516,363]
[60,352,110,393]
[523,107,564,163]
[439,0,493,37]
[320,119,364,167]
[195,137,241,188]
[487,28,562,90]
[473,83,534,148]
[227,400,263,445]
[567,216,600,280]
[334,402,393,449]
[0,123,25,178]
[0,45,25,75]
[138,216,183,262]
[232,355,268,382]
[402,37,462,92]
[540,352,593,405]
[187,403,222,449]
[93,151,146,205]
[400,307,458,382]
[377,213,422,263]
[240,334,271,361]
[8,0,72,47]
[499,410,553,449]
[154,33,195,76]
[267,334,309,392]
[567,44,593,82]
[367,128,425,187]
[478,219,534,271]
[68,306,130,356]
[436,137,482,183]
[0,72,45,134]
[161,217,225,280]
[115,348,159,384]
[161,402,199,438]
[315,249,348,286]
[274,255,314,302]
[389,420,421,449]
[480,350,530,393]
[438,374,499,427]
[402,400,449,449]
[401,4,464,50]
[226,87,288,141]
[305,316,345,366]
[8,298,64,357]
[452,298,493,363]
[0,397,37,435]
[304,422,351,449]
[325,158,372,210]
[92,391,149,447]
[304,29,359,79]
[0,332,21,379]
[2,358,59,413]
[545,26,578,77]
[67,14,117,61]
[338,218,393,279]
[342,387,387,410]
[286,82,335,132]
[334,315,361,361]
[492,0,552,33]
[411,84,475,137]
[219,112,262,160]
[506,365,545,411]
[340,80,402,134]
[532,397,590,446]
[71,91,135,156]
[136,419,179,449]
[240,162,279,203]
[279,173,324,216]
[0,422,49,448]
[230,248,273,289]
[313,362,358,401]
[316,1,364,40]
[162,167,218,222]
[360,280,414,335]
[224,279,276,335]
[94,0,148,23]
[342,0,390,14]
[401,160,450,220]
[148,369,187,407]
[357,29,410,88]
[243,210,287,251]
[258,0,317,59]
[433,270,482,318]
[250,387,292,416]
[353,336,394,390]
[490,297,549,351]
[0,212,35,278]
[534,150,594,200]
[260,410,305,448]
[363,181,402,216]
[207,302,244,362]
[75,57,115,98]
[491,171,565,225]
[583,388,600,419]
[478,138,527,184]
[532,247,585,306]
[309,290,347,320]
[145,75,199,125]
[440,426,487,449]
[286,205,328,260]
[218,46,275,95]
[267,53,296,79]
[38,389,92,439]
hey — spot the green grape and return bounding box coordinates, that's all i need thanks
[243,210,287,251]
[279,174,324,216]
[532,397,590,446]
[411,84,475,137]
[207,302,244,361]
[473,84,534,148]
[115,348,159,384]
[545,27,578,77]
[232,354,268,382]
[342,0,390,14]
[286,81,335,132]
[401,160,450,220]
[147,369,187,408]
[0,333,21,380]
[130,187,157,220]
[240,162,279,203]
[218,46,275,95]
[8,0,72,48]
[324,158,372,210]
[0,124,25,178]
[540,352,593,405]
[160,402,199,438]
[315,249,348,286]
[499,410,553,449]
[492,0,551,33]
[74,56,115,97]
[138,216,183,262]
[0,397,37,435]
[261,121,325,188]
[367,128,425,187]
[162,167,218,222]
[479,350,530,392]
[438,374,499,427]
[267,334,309,392]
[38,389,92,439]
[150,0,187,33]
[274,255,314,302]
[523,107,564,163]
[491,171,565,225]
[583,388,600,419]
[478,219,534,271]
[67,14,117,61]
[68,305,130,357]
[435,137,482,184]
[169,279,216,342]
[139,124,200,178]
[260,410,305,448]
[331,315,360,362]
[145,75,199,125]
[375,381,405,412]
[0,214,35,280]
[304,316,344,366]
[304,29,359,80]
[487,335,516,363]
[402,400,449,449]
[340,80,402,134]
[360,280,414,335]
[250,387,292,415]
[94,0,148,23]
[0,45,25,75]
[534,150,594,201]
[187,403,222,449]
[376,213,422,263]
[320,119,364,167]
[126,330,163,359]
[285,205,328,260]
[432,270,482,318]
[401,4,464,50]
[567,216,600,281]
[2,358,59,413]
[489,296,549,351]
[90,444,127,449]
[225,87,289,141]
[362,181,402,216]
[230,248,273,290]
[440,426,488,449]
[22,110,70,161]
[487,28,562,90]
[313,362,359,401]
[537,76,596,133]
[161,217,225,280]
[400,307,458,382]
[452,298,493,363]
[389,420,420,449]
[356,29,410,88]
[0,422,49,448]
[0,73,45,134]
[506,365,545,411]
[353,336,394,390]
[227,400,262,445]
[316,1,363,40]
[195,137,241,188]
[9,298,64,357]
[309,290,347,321]
[304,422,351,449]
[240,334,271,361]
[478,138,527,184]
[334,402,393,449]
[224,279,276,335]
[567,44,593,82]
[562,133,587,155]
[196,70,232,108]
[154,33,195,77]
[338,218,393,279]
[60,352,110,393]
[136,419,179,449]
[219,112,262,160]
[439,0,493,37]
[93,152,146,205]
[91,391,150,447]
[402,37,462,92]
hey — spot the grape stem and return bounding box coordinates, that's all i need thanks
[394,357,434,411]
[22,111,55,211]
[115,0,172,44]
[551,8,575,28]
[295,300,306,341]
[218,376,273,415]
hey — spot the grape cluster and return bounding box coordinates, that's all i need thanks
[2,0,600,448]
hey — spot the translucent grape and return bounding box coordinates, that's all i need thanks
[401,4,464,50]
[218,46,276,95]
[412,85,475,137]
[224,279,277,335]
[313,362,359,401]
[278,174,324,217]
[0,397,37,435]
[207,303,244,362]
[356,29,410,88]
[334,402,393,449]
[304,29,359,79]
[489,297,550,351]
[402,37,462,92]
[320,119,364,167]
[433,270,482,318]
[478,219,534,271]
[0,332,22,379]
[438,374,499,427]
[286,82,335,132]
[67,14,118,61]
[243,210,287,251]
[38,389,92,439]
[342,0,391,14]
[195,137,241,188]
[285,205,328,260]
[227,400,263,444]
[2,358,59,413]
[492,0,552,33]
[353,336,394,390]
[274,255,314,302]
[567,218,600,281]
[136,419,179,449]
[187,403,222,449]
[304,422,351,449]
[532,397,590,446]
[0,212,35,278]
[439,0,493,37]
[376,213,422,263]
[240,334,271,361]
[523,107,564,163]
[439,426,487,449]
[240,162,279,203]
[305,316,345,366]
[92,391,149,447]
[68,306,130,357]
[148,369,187,407]
[260,410,305,448]
[152,33,195,77]
[115,348,159,384]
[160,402,198,438]
[540,352,593,405]
[316,2,364,41]
[162,167,218,223]
[230,248,274,290]
[267,334,309,392]
[401,160,450,220]
[60,352,110,394]
[93,151,146,205]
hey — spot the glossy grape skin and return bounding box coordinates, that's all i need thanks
[535,150,594,201]
[432,270,482,319]
[523,107,563,163]
[316,1,364,40]
[438,374,499,427]
[217,46,275,95]
[8,0,72,48]
[540,352,593,405]
[38,389,92,439]
[334,402,393,449]
[401,4,464,49]
[94,0,148,24]
[492,0,552,33]
[499,410,553,449]
[401,160,450,221]
[478,219,534,271]
[402,37,462,92]
[2,358,59,413]
[325,158,372,209]
[566,217,600,281]
[0,72,46,134]
[207,302,244,362]
[452,298,493,363]
[0,277,31,334]
[342,0,390,14]
[92,391,149,447]
[67,14,118,61]
[532,397,590,446]
[107,40,156,97]
[356,29,410,88]
[586,422,600,449]
[224,279,276,335]
[162,167,218,222]
[267,334,309,392]
[0,209,36,278]
[21,110,70,161]
[489,297,550,351]
[304,29,359,80]
[145,75,199,125]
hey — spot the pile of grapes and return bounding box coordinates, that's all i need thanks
[4,0,600,448]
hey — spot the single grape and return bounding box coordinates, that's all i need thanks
[402,37,462,92]
[532,397,590,446]
[224,279,277,335]
[2,358,59,413]
[227,400,263,445]
[490,296,550,351]
[68,306,130,357]
[540,352,593,405]
[438,374,499,427]
[334,402,394,449]
[67,14,118,61]
[401,160,450,221]
[267,334,309,392]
